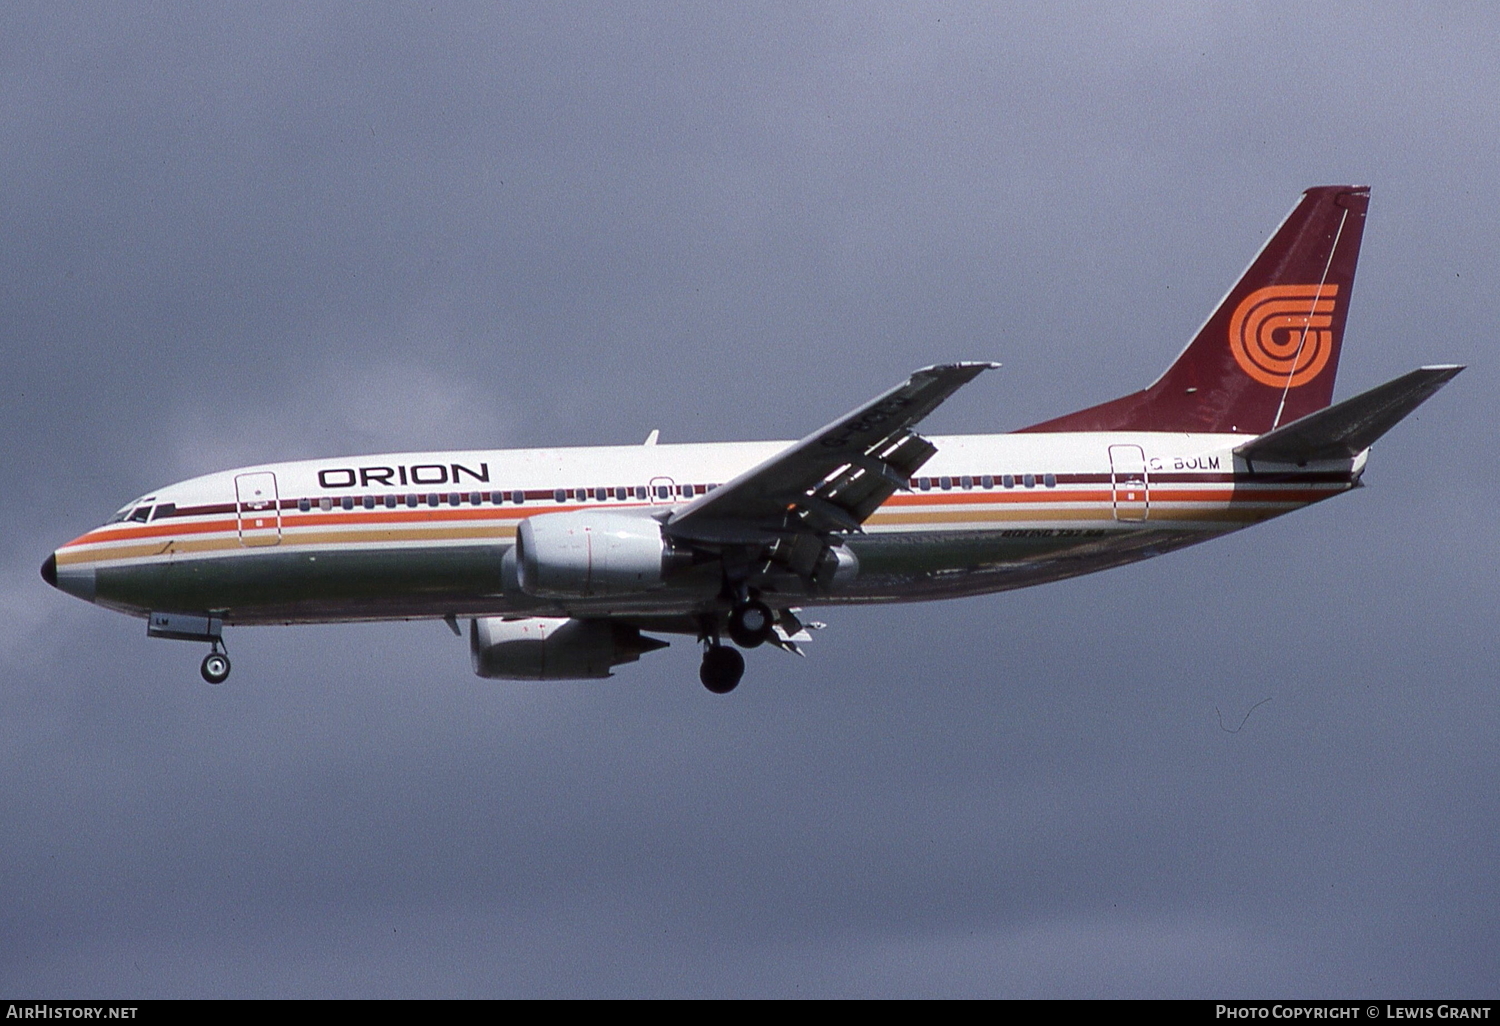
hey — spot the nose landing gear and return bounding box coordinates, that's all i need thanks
[147,613,233,685]
[200,640,231,685]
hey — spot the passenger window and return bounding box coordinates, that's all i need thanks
[919,478,931,491]
[386,495,397,509]
[1002,475,1015,489]
[554,489,566,503]
[1044,473,1057,488]
[428,494,440,507]
[341,496,354,510]
[363,496,375,509]
[319,497,333,512]
[960,476,973,490]
[1023,474,1035,488]
[682,484,695,498]
[297,499,310,513]
[512,490,525,504]
[981,475,994,489]
[470,493,482,506]
[634,485,647,500]
[615,486,627,501]
[655,485,669,499]
[448,493,460,506]
[939,476,952,490]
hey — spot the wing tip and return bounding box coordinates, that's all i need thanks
[913,360,1002,376]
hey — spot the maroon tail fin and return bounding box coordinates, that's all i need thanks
[1019,186,1369,435]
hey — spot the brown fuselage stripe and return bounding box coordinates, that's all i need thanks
[65,483,1347,551]
[56,501,1312,566]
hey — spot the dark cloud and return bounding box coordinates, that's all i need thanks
[2,2,1496,996]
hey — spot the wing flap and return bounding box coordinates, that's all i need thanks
[1235,365,1463,466]
[666,362,997,539]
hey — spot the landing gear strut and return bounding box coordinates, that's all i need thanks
[700,644,745,694]
[200,640,231,685]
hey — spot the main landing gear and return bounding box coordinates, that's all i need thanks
[698,598,777,694]
[727,599,774,649]
[699,644,745,694]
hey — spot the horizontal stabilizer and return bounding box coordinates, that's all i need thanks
[1235,365,1463,466]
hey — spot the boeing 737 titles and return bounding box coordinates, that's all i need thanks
[42,186,1460,693]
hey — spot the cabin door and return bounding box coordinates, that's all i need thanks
[1108,445,1149,522]
[235,472,282,547]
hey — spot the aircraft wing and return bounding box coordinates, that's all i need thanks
[665,362,998,542]
[1236,365,1463,467]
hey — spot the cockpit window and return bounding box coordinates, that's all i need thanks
[109,495,156,524]
[150,503,176,521]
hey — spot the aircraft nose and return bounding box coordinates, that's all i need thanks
[42,551,96,602]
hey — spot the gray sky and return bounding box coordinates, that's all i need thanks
[2,1,1496,997]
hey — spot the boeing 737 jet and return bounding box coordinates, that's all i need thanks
[42,186,1460,693]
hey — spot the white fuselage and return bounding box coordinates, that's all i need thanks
[49,430,1359,630]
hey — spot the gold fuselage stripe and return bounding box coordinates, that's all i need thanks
[55,484,1344,569]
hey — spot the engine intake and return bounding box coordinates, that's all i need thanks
[470,616,668,680]
[515,511,691,598]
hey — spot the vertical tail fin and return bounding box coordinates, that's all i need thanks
[1020,186,1369,434]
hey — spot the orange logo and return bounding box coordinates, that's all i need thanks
[1228,284,1339,388]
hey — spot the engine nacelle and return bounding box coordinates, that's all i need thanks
[815,542,860,591]
[470,616,668,680]
[515,511,689,598]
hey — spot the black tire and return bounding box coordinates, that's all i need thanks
[699,645,745,694]
[200,652,231,685]
[727,600,774,649]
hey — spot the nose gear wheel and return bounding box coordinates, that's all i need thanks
[200,638,231,685]
[200,651,231,685]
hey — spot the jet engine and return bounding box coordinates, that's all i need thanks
[515,511,691,598]
[469,616,668,680]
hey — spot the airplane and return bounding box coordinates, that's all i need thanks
[41,186,1461,694]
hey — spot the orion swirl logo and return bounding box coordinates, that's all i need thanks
[1228,284,1339,388]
